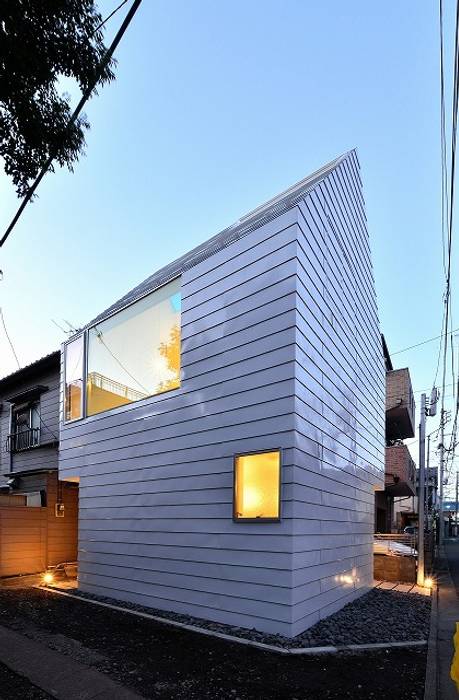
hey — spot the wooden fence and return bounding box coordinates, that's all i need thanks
[0,475,78,578]
[0,506,48,577]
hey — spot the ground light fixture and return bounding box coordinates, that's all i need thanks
[424,577,434,589]
[42,571,54,585]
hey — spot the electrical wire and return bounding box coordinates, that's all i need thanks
[36,411,59,444]
[93,325,150,394]
[435,0,458,409]
[93,0,129,35]
[414,382,454,395]
[440,0,449,279]
[390,325,459,356]
[0,307,20,369]
[432,307,447,389]
[437,0,459,512]
[0,0,143,247]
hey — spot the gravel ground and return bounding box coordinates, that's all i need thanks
[0,588,427,699]
[0,661,51,699]
[69,586,431,648]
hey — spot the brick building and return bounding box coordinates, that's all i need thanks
[375,337,416,532]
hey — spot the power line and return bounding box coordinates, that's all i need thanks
[93,0,129,35]
[0,0,143,247]
[440,0,449,280]
[390,326,459,356]
[438,0,459,539]
[432,306,447,389]
[0,307,20,369]
[93,326,149,394]
[414,382,454,395]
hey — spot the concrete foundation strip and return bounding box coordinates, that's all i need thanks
[38,586,428,656]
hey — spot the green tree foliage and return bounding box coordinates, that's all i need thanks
[0,1,115,196]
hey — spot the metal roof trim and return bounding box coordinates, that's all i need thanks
[73,150,356,336]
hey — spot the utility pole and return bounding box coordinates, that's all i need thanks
[439,408,447,547]
[417,394,426,586]
[417,388,439,586]
[426,434,431,528]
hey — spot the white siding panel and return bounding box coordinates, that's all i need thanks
[59,151,384,637]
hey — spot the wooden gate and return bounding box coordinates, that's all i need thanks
[0,506,47,577]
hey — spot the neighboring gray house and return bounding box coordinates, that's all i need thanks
[59,150,385,637]
[0,353,78,576]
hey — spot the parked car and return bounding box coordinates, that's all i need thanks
[403,526,418,535]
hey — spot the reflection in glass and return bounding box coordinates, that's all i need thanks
[234,451,281,520]
[64,336,84,421]
[86,278,181,416]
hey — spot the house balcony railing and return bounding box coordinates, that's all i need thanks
[6,428,41,452]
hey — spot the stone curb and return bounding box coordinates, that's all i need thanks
[38,586,428,657]
[424,579,439,700]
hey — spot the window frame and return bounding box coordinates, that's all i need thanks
[63,332,86,424]
[62,277,182,424]
[232,448,282,523]
[8,399,42,452]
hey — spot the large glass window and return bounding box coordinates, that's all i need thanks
[234,450,281,521]
[64,336,84,421]
[86,278,181,416]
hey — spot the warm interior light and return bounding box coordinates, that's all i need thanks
[234,451,280,519]
[42,572,54,585]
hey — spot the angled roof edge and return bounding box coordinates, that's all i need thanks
[80,149,357,332]
[0,351,60,392]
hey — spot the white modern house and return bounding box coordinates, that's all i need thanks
[59,150,385,637]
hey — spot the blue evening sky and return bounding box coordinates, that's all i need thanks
[0,2,456,483]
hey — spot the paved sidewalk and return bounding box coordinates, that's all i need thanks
[0,625,143,700]
[426,540,459,699]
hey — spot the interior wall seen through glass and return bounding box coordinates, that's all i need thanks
[64,336,84,421]
[234,451,281,520]
[86,278,181,416]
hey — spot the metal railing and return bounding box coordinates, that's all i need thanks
[374,533,417,556]
[6,428,40,452]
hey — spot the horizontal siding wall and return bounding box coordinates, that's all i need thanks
[0,366,59,476]
[291,150,385,636]
[59,151,384,637]
[60,210,299,636]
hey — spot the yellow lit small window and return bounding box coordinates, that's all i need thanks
[234,450,281,521]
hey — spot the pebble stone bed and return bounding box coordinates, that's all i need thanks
[68,587,431,649]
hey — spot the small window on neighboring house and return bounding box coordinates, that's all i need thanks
[233,450,281,521]
[64,335,84,421]
[9,401,41,451]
